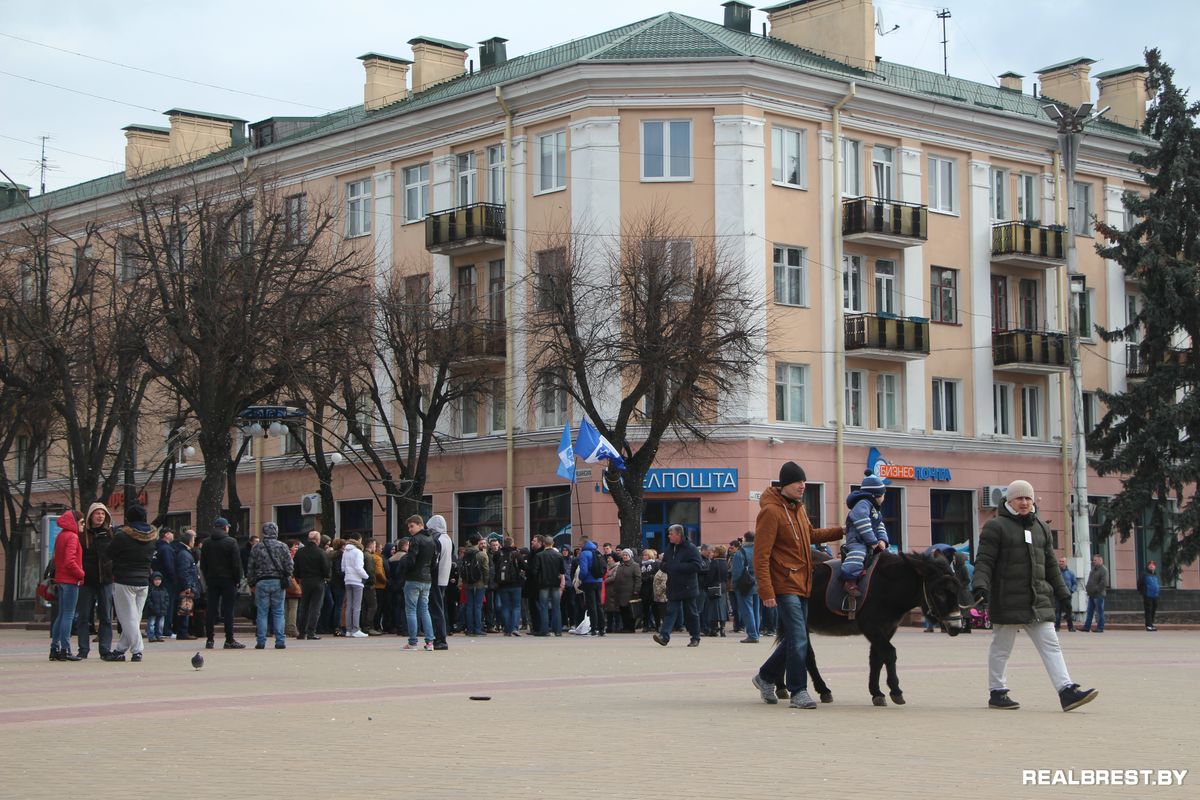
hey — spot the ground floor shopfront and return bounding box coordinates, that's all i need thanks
[5,432,1197,616]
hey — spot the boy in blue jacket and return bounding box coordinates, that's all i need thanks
[840,474,889,596]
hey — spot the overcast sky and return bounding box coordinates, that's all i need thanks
[2,0,1196,195]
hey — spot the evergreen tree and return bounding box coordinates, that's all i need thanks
[1091,49,1200,578]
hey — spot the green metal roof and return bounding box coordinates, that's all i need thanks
[1036,57,1096,74]
[407,36,471,51]
[1094,64,1147,80]
[164,108,248,123]
[2,10,1148,224]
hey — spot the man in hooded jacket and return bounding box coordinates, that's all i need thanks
[104,505,158,662]
[76,502,115,659]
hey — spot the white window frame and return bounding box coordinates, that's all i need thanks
[641,120,692,181]
[990,167,1008,221]
[1072,181,1093,236]
[1016,173,1039,222]
[932,378,961,434]
[876,373,901,431]
[843,254,863,313]
[1081,390,1099,447]
[993,382,1014,437]
[874,259,898,316]
[928,155,958,214]
[841,137,862,197]
[345,178,372,237]
[930,266,958,324]
[537,371,568,429]
[643,239,694,301]
[1073,287,1095,341]
[871,145,894,200]
[284,193,306,246]
[537,130,567,193]
[403,164,429,223]
[487,144,506,204]
[774,363,809,424]
[846,370,865,428]
[460,390,479,438]
[457,152,476,207]
[1021,385,1042,439]
[771,126,806,188]
[773,245,806,306]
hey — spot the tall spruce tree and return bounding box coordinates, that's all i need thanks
[1091,49,1200,579]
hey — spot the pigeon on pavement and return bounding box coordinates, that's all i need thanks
[191,652,204,670]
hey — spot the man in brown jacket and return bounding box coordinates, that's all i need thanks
[750,461,844,709]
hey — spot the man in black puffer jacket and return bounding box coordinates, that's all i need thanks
[104,505,158,662]
[973,479,1098,713]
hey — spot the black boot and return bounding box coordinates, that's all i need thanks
[988,690,1020,710]
[1059,684,1098,712]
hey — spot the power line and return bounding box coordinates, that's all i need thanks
[0,69,160,113]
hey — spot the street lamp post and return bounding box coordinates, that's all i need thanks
[1043,101,1109,594]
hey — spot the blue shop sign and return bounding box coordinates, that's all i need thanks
[645,468,738,493]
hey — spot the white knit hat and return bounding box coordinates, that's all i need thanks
[1006,480,1035,500]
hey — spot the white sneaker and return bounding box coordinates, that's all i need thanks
[168,634,177,640]
[349,631,369,638]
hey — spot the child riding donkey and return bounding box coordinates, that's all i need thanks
[841,474,889,597]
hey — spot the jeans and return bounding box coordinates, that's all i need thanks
[298,579,325,635]
[757,594,811,695]
[989,622,1072,692]
[204,579,238,642]
[760,602,778,634]
[52,583,79,652]
[1144,597,1158,628]
[255,579,286,646]
[160,578,177,636]
[404,581,434,644]
[1083,595,1105,631]
[429,581,448,645]
[737,590,760,640]
[112,583,148,656]
[658,597,701,643]
[581,582,605,634]
[1055,598,1075,630]
[76,582,113,656]
[147,615,166,640]
[538,587,562,634]
[465,586,486,634]
[497,586,522,634]
[343,584,364,634]
[484,588,498,629]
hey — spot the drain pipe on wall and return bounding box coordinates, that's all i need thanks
[495,86,516,535]
[832,82,856,505]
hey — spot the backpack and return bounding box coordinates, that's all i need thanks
[496,549,520,585]
[460,551,484,585]
[587,550,607,580]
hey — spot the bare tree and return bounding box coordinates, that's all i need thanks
[127,171,368,536]
[526,211,765,550]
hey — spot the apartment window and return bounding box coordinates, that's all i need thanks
[773,245,806,306]
[1018,279,1039,330]
[1016,173,1039,222]
[538,130,567,192]
[488,260,505,322]
[771,127,806,187]
[15,435,47,480]
[18,261,35,301]
[487,144,506,204]
[490,378,506,433]
[643,239,694,301]
[284,420,306,455]
[932,378,960,433]
[1021,385,1041,439]
[993,383,1013,437]
[344,179,372,237]
[404,273,431,308]
[843,254,863,312]
[990,167,1008,221]
[403,165,429,223]
[1072,181,1093,236]
[1081,391,1100,447]
[534,248,565,312]
[1073,288,1095,340]
[167,223,187,270]
[930,266,958,323]
[284,194,306,246]
[460,390,479,437]
[841,138,862,196]
[774,363,809,424]
[846,370,865,428]
[457,152,476,207]
[642,120,692,180]
[928,155,957,213]
[874,260,897,315]
[538,370,568,429]
[990,275,1009,331]
[872,145,894,200]
[234,205,254,256]
[352,393,373,440]
[72,245,96,286]
[119,235,146,281]
[876,373,900,431]
[456,265,477,321]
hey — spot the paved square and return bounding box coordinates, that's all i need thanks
[1,627,1195,799]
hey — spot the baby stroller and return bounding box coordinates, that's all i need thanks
[967,605,991,631]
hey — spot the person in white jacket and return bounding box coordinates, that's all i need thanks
[341,533,370,638]
[426,514,454,650]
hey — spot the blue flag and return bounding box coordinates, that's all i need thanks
[555,422,576,483]
[574,418,626,472]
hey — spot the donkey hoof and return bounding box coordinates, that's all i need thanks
[889,692,906,705]
[872,695,887,707]
[819,691,834,704]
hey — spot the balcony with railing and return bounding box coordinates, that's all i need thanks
[425,202,505,254]
[1127,342,1191,380]
[844,312,930,361]
[991,221,1066,268]
[992,328,1069,373]
[842,197,928,248]
[426,319,506,365]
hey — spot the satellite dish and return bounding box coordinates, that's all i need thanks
[875,6,900,36]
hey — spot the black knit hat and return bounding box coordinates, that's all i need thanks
[126,505,147,525]
[778,461,807,486]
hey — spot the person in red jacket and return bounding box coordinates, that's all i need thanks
[51,509,85,662]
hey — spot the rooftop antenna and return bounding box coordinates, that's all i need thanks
[936,9,951,77]
[875,7,899,36]
[38,135,49,195]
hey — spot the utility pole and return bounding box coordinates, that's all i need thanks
[936,9,951,77]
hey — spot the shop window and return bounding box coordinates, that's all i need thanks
[528,486,571,543]
[930,489,973,558]
[457,490,503,546]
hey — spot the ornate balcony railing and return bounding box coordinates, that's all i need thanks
[425,202,505,253]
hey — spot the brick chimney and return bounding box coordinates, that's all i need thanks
[359,52,412,111]
[1095,65,1149,130]
[123,124,171,178]
[408,36,470,93]
[765,0,875,72]
[1035,57,1095,108]
[164,109,247,168]
[998,71,1023,93]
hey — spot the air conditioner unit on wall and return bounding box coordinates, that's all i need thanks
[301,493,321,516]
[981,485,1007,509]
